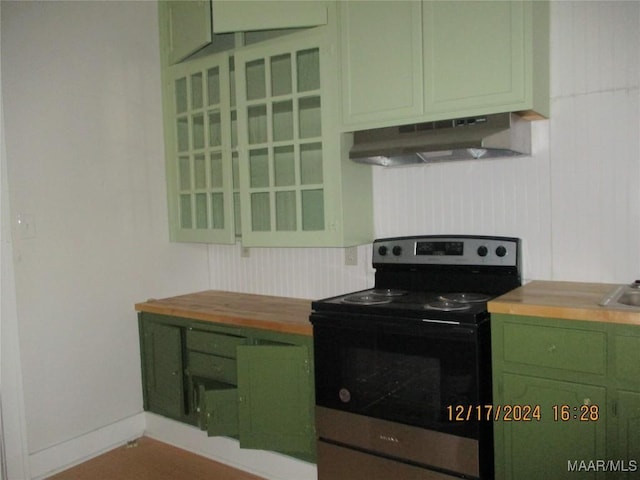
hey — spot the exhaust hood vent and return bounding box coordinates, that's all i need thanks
[350,113,531,167]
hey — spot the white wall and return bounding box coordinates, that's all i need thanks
[1,2,30,475]
[1,1,210,477]
[1,1,639,479]
[208,1,640,297]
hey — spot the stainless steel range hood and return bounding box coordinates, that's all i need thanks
[349,113,532,167]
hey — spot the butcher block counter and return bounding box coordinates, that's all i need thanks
[488,280,640,325]
[135,290,312,336]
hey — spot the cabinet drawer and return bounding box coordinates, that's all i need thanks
[186,329,245,358]
[503,323,605,375]
[614,334,640,384]
[188,352,237,384]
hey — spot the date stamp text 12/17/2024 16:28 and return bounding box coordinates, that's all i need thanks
[446,404,600,422]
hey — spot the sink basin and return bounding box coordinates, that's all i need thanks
[600,284,640,309]
[618,290,640,306]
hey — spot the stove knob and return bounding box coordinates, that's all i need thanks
[477,245,489,257]
[378,245,388,256]
[392,246,403,256]
[496,245,507,257]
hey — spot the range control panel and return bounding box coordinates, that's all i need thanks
[372,235,520,267]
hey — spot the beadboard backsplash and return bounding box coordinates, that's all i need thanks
[208,1,640,301]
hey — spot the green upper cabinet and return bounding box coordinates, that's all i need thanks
[211,1,328,33]
[423,1,548,119]
[165,0,213,64]
[339,0,550,131]
[163,0,328,65]
[159,2,374,247]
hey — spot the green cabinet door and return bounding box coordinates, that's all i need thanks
[211,1,327,33]
[198,381,239,437]
[234,30,373,247]
[612,327,640,476]
[236,344,314,461]
[614,391,640,477]
[498,373,606,480]
[338,1,423,127]
[235,35,326,245]
[164,0,213,64]
[140,319,186,421]
[423,1,549,119]
[165,53,237,243]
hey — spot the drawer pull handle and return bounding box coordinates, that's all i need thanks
[547,344,557,353]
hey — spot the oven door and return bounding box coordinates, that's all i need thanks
[311,312,491,440]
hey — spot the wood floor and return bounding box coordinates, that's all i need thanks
[46,436,267,480]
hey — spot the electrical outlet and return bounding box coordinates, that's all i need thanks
[344,246,358,266]
[241,246,250,258]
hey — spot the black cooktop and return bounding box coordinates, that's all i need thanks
[311,288,493,324]
[311,235,522,325]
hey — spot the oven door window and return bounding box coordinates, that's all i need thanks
[313,317,483,439]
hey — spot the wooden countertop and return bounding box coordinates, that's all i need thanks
[488,280,640,325]
[135,290,313,336]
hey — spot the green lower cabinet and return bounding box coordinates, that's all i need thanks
[492,314,640,480]
[139,312,315,462]
[498,373,606,480]
[140,318,187,422]
[237,345,314,461]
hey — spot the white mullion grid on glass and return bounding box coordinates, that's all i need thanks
[191,69,207,230]
[183,73,195,230]
[173,74,187,229]
[299,47,324,232]
[206,121,230,232]
[203,65,213,231]
[230,54,240,234]
[187,80,198,230]
[245,100,269,232]
[290,48,304,233]
[176,154,190,229]
[264,57,278,233]
[203,66,217,231]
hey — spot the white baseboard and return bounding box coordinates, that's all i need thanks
[29,413,146,480]
[144,413,317,480]
[26,412,317,480]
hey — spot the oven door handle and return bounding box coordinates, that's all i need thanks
[416,319,477,339]
[420,318,461,325]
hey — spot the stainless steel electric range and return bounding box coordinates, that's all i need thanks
[310,235,522,480]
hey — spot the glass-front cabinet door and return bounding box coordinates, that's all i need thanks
[160,11,374,247]
[167,54,237,243]
[235,34,333,247]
